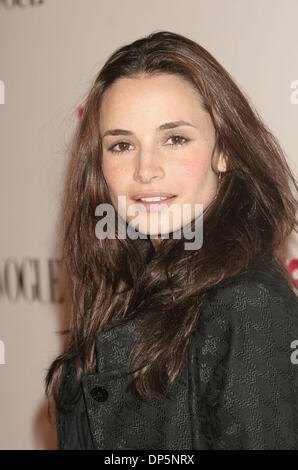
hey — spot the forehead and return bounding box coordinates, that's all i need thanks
[99,73,205,126]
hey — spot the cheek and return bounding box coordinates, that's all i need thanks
[102,161,126,194]
[177,153,210,180]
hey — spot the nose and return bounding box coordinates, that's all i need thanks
[133,148,165,184]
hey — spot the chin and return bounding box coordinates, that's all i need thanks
[128,218,185,239]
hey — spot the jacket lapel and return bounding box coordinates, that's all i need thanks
[80,314,192,450]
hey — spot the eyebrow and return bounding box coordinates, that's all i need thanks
[101,120,196,138]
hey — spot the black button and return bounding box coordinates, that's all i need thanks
[90,386,109,402]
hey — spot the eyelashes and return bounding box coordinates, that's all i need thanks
[107,134,190,154]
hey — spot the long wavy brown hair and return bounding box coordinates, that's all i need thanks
[45,30,297,422]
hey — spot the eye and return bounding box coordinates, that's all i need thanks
[166,134,189,147]
[107,134,190,154]
[108,141,133,154]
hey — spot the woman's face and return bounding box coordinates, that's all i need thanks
[100,73,226,242]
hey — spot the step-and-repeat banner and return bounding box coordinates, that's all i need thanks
[0,0,297,450]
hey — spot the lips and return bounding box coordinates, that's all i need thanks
[132,192,176,200]
[133,195,177,213]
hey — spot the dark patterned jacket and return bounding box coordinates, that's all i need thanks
[56,261,298,450]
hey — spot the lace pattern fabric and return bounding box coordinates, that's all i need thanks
[56,263,298,450]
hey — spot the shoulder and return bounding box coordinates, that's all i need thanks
[198,261,298,330]
[189,263,298,449]
[189,262,298,382]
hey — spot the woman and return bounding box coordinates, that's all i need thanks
[45,30,298,450]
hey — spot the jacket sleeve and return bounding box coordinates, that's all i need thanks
[56,361,95,450]
[189,271,298,450]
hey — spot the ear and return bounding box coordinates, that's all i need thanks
[216,152,227,173]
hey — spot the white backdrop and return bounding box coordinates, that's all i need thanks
[0,0,297,450]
